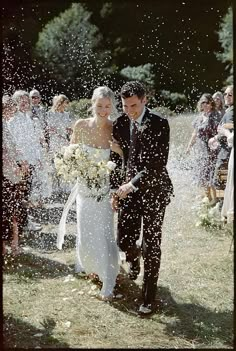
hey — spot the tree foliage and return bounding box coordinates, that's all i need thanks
[35,3,110,98]
[120,63,155,88]
[216,7,233,84]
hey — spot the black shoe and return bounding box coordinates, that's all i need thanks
[128,257,140,280]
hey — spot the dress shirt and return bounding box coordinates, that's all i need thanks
[128,107,146,192]
[7,111,42,165]
[129,107,146,134]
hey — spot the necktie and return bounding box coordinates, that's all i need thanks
[127,121,139,175]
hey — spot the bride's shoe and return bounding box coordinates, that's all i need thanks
[97,294,114,302]
[97,292,124,302]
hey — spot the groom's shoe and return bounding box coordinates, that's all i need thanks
[128,257,140,280]
[138,303,154,317]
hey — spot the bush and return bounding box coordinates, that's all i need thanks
[120,63,155,88]
[156,90,188,113]
[68,99,91,120]
[151,106,175,118]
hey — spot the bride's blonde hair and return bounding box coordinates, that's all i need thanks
[91,86,118,120]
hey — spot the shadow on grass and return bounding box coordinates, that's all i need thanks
[29,205,76,224]
[21,231,76,252]
[3,314,69,348]
[155,286,233,347]
[106,279,233,347]
[3,252,73,281]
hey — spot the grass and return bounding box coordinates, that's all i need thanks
[2,113,234,349]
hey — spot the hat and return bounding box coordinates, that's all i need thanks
[30,89,41,98]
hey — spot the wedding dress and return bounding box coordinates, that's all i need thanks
[57,144,120,297]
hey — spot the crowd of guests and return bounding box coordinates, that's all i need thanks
[186,85,234,223]
[2,89,74,256]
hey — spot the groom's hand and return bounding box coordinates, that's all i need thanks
[117,183,134,199]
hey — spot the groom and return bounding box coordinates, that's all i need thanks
[110,81,173,316]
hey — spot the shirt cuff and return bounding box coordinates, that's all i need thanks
[128,181,138,192]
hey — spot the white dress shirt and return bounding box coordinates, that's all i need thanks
[7,111,42,165]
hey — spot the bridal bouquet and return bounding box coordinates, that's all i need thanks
[54,144,116,199]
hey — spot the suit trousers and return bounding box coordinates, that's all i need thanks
[117,190,166,305]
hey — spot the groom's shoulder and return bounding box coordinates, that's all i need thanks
[113,113,129,126]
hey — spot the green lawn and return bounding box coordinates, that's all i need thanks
[3,114,234,349]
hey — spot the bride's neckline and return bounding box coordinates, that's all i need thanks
[82,143,110,150]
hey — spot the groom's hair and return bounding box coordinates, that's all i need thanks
[121,81,146,99]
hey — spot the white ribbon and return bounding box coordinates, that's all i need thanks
[57,182,79,250]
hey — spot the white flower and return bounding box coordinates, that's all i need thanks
[138,124,148,133]
[106,161,116,171]
[64,147,74,160]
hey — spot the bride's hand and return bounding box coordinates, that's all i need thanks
[109,139,123,157]
[110,193,119,212]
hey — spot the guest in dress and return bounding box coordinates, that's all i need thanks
[186,93,220,205]
[208,85,234,196]
[9,90,42,231]
[2,96,28,255]
[212,91,225,122]
[217,127,234,223]
[46,94,73,195]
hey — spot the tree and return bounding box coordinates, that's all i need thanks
[216,7,233,84]
[34,3,111,98]
[120,63,155,88]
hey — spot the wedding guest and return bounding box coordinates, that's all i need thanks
[212,91,225,121]
[57,86,121,300]
[9,90,42,231]
[110,81,174,315]
[217,127,234,223]
[29,88,49,149]
[46,94,73,156]
[29,89,52,205]
[46,94,73,195]
[186,93,220,205]
[209,85,234,194]
[2,96,28,255]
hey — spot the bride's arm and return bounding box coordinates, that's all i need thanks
[109,138,123,157]
[70,119,84,144]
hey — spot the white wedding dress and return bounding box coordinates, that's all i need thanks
[57,145,120,297]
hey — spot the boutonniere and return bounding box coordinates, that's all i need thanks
[138,120,150,133]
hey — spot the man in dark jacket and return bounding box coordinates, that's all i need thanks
[110,81,173,315]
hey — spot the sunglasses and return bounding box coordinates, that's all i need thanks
[224,93,233,97]
[32,96,40,99]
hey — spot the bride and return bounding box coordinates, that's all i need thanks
[57,86,123,300]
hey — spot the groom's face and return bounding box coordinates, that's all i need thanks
[121,95,147,121]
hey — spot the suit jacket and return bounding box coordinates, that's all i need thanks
[110,107,174,203]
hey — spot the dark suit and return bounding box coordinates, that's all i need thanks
[111,107,174,306]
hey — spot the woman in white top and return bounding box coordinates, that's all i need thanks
[46,94,73,194]
[46,94,73,156]
[2,96,28,255]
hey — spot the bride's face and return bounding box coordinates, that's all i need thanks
[94,97,112,119]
